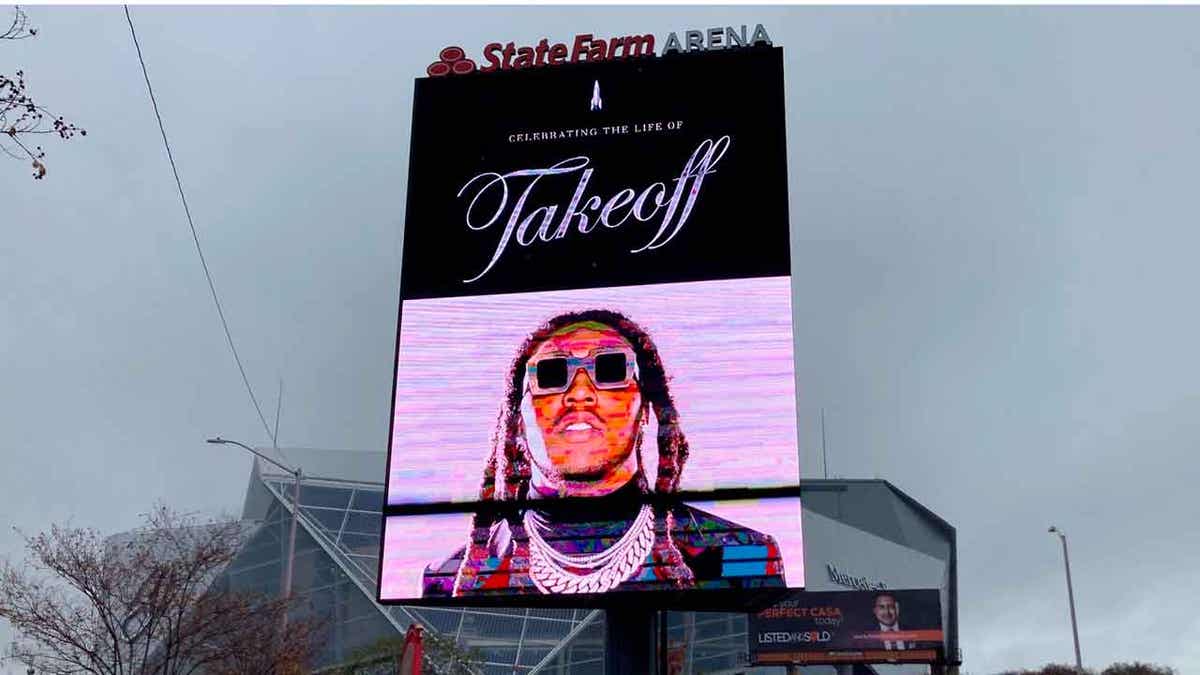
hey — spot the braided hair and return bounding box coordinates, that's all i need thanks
[452,309,694,595]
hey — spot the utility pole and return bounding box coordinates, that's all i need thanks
[820,408,829,479]
[207,436,303,633]
[1048,526,1083,671]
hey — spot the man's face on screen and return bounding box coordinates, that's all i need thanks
[527,324,642,490]
[874,596,899,627]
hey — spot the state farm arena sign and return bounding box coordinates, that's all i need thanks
[426,24,774,77]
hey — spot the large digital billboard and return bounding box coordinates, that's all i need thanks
[380,46,801,606]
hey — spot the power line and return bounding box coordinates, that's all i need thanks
[124,6,274,443]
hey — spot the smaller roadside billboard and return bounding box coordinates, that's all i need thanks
[748,589,943,665]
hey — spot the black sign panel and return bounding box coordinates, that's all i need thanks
[400,47,788,300]
[749,590,945,665]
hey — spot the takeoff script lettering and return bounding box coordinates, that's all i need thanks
[458,136,731,283]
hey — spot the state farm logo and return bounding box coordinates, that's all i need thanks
[426,25,773,78]
[427,46,477,77]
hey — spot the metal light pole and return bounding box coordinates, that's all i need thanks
[1048,526,1082,671]
[208,437,302,631]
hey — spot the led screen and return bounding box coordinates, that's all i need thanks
[380,46,800,606]
[382,496,803,600]
[388,276,798,505]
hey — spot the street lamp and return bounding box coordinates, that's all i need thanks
[1048,526,1082,671]
[208,437,302,629]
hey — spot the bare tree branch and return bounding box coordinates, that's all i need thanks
[1,506,323,675]
[0,6,85,179]
[0,5,34,40]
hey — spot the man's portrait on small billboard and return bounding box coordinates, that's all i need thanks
[848,590,943,651]
[380,277,804,601]
[868,592,914,650]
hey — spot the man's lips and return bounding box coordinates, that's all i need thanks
[554,412,603,434]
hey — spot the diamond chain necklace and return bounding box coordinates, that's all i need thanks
[525,504,655,594]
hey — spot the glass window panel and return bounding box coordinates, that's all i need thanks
[330,613,399,666]
[335,588,380,622]
[517,646,550,667]
[459,613,527,641]
[343,511,382,534]
[560,659,604,675]
[528,608,575,621]
[302,507,347,531]
[695,618,733,640]
[228,541,279,571]
[479,647,518,664]
[298,484,351,509]
[228,565,280,594]
[339,532,380,555]
[521,618,574,641]
[348,555,379,579]
[351,489,385,512]
[409,607,462,634]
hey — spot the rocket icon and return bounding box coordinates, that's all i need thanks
[590,80,602,111]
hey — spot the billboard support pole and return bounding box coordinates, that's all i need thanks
[605,607,658,674]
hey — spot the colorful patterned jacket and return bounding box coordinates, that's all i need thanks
[422,502,785,597]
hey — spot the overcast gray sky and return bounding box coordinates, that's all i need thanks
[2,5,1199,673]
